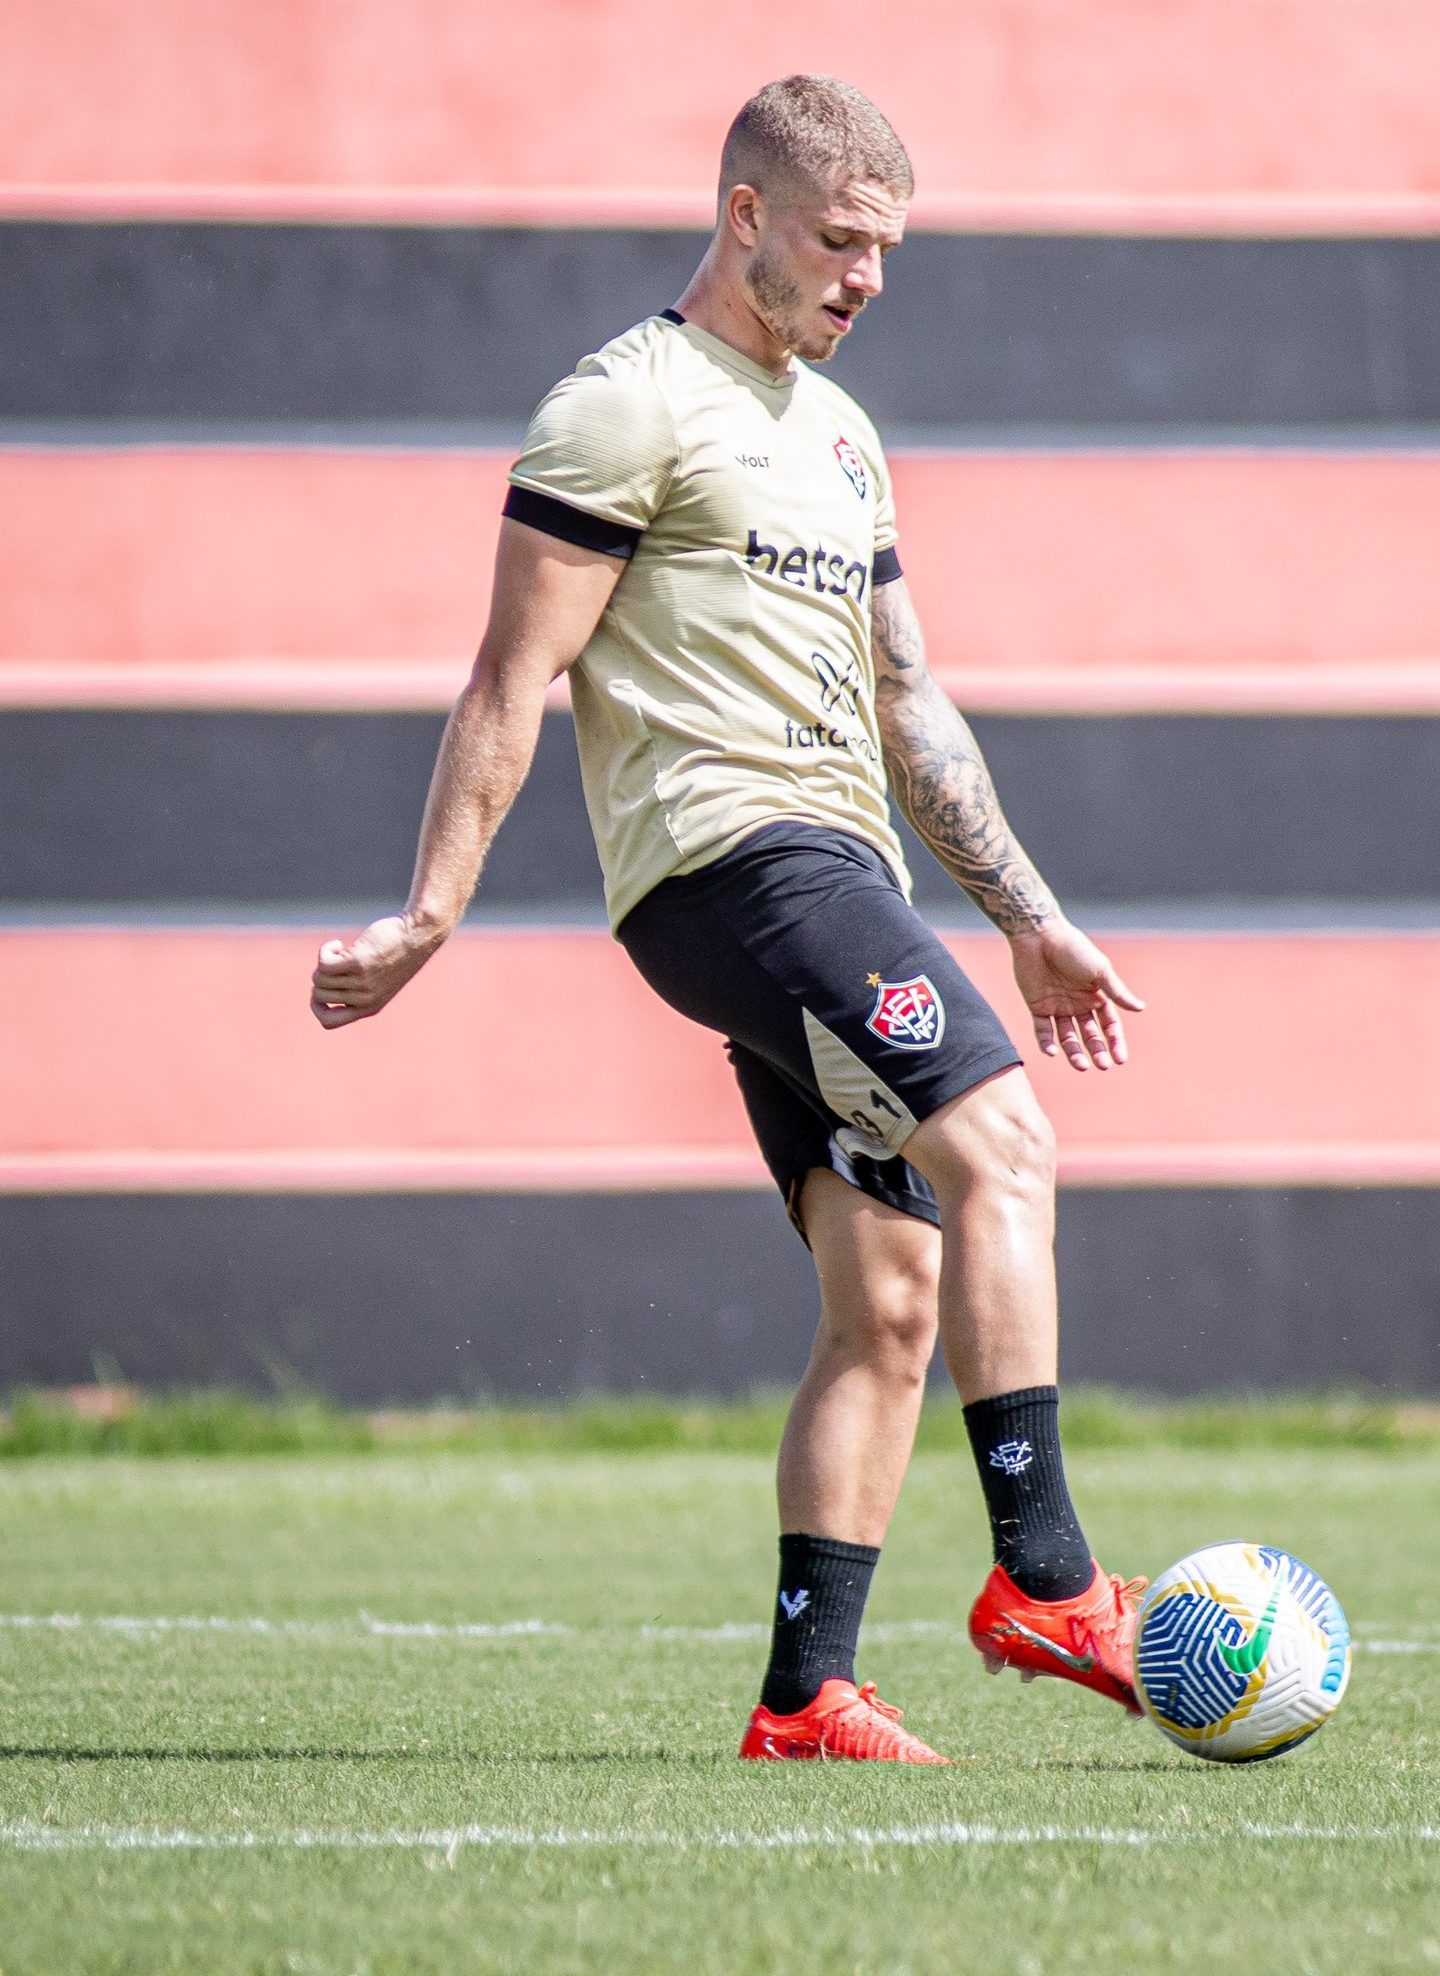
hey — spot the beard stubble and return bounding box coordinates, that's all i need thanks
[744,241,837,364]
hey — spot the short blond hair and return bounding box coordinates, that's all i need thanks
[719,75,913,209]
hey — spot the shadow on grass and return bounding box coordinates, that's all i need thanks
[0,1744,1190,1774]
[0,1744,728,1767]
[1036,1757,1212,1774]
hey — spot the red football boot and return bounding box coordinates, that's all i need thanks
[969,1560,1148,1715]
[740,1678,950,1763]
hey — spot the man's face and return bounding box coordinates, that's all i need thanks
[743,176,907,364]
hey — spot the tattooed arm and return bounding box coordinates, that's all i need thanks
[872,576,1143,1070]
[872,576,1057,936]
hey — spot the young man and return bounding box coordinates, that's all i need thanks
[312,75,1147,1764]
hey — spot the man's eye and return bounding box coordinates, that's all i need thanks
[823,234,851,249]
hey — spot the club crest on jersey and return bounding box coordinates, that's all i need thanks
[812,650,861,717]
[865,974,946,1051]
[833,434,868,501]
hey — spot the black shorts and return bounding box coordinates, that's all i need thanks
[616,823,1022,1240]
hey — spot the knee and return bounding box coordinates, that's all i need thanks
[994,1091,1058,1193]
[938,1081,1057,1209]
[840,1249,940,1382]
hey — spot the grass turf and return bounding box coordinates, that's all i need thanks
[1,1444,1437,1972]
[3,1383,1433,1457]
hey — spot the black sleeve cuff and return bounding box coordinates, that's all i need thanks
[503,485,643,560]
[872,544,903,586]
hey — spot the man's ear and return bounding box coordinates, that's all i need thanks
[724,182,765,249]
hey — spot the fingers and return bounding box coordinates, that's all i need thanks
[1052,1014,1091,1072]
[1043,1004,1133,1073]
[1099,963,1145,1013]
[1089,962,1142,1068]
[315,938,356,975]
[1036,1009,1114,1070]
[1077,1010,1112,1069]
[310,975,376,1027]
[1098,997,1130,1066]
[1022,938,1144,1072]
[311,938,369,1027]
[311,943,356,1001]
[311,915,434,1029]
[311,996,370,1029]
[1075,947,1143,1066]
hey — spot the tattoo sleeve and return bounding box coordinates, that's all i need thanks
[871,578,1059,936]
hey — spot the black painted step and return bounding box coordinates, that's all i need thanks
[4,224,1438,429]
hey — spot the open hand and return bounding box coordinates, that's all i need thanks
[1008,919,1144,1072]
[310,914,443,1029]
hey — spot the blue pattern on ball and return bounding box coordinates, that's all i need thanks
[1134,1590,1253,1731]
[1259,1547,1351,1693]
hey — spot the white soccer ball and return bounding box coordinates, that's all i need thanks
[1132,1541,1351,1762]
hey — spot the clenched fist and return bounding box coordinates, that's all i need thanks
[310,914,445,1029]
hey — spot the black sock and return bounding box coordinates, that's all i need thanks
[963,1386,1095,1601]
[759,1533,880,1715]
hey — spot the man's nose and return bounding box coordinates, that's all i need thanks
[845,245,884,298]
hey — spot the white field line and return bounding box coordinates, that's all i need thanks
[0,1819,1437,1856]
[0,1613,930,1643]
[0,1613,573,1641]
[0,1612,1431,1651]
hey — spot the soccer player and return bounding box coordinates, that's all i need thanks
[312,75,1148,1763]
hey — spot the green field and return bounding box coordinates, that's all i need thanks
[1,1437,1437,1973]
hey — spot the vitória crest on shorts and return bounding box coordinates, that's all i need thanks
[864,974,946,1051]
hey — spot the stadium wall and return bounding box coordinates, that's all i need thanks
[5,709,1440,910]
[3,3,1437,1399]
[2,1190,1437,1404]
[4,225,1439,431]
[4,0,1439,230]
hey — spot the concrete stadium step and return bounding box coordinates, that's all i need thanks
[6,708,1440,911]
[5,1184,1438,1396]
[7,1181,1438,1396]
[7,227,1439,432]
[2,925,1437,1191]
[4,448,1440,716]
[2,0,1438,231]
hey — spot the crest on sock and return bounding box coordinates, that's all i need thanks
[988,1438,1034,1476]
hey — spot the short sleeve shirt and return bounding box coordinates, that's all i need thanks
[506,311,911,930]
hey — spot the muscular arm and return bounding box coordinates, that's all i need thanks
[872,576,1143,1069]
[310,519,622,1027]
[872,576,1057,937]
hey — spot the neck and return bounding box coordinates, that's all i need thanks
[674,248,792,377]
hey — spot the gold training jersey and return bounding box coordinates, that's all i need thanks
[506,311,912,929]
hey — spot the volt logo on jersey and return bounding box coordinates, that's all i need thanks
[833,434,869,500]
[864,974,946,1051]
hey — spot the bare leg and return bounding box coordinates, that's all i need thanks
[900,1063,1105,1606]
[899,1067,1058,1403]
[776,1169,941,1547]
